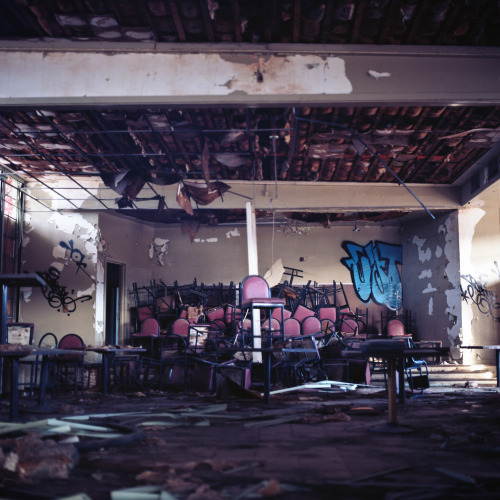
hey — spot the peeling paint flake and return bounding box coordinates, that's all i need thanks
[368,69,391,80]
[422,283,437,294]
[418,269,432,279]
[412,235,432,263]
[226,228,241,239]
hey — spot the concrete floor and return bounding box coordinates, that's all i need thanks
[1,384,500,500]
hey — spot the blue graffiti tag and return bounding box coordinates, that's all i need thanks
[59,239,94,282]
[341,240,403,311]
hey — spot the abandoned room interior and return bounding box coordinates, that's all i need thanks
[1,1,500,499]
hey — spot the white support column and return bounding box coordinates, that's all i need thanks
[246,201,262,362]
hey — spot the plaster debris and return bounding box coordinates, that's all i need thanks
[226,228,240,239]
[428,297,434,315]
[367,69,391,79]
[435,245,443,258]
[418,269,432,279]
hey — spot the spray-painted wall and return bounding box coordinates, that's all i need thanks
[149,221,400,332]
[21,208,404,342]
[401,211,461,352]
[459,203,500,365]
[21,211,101,347]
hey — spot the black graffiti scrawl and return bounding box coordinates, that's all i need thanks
[38,267,92,315]
[460,261,500,322]
[341,240,403,311]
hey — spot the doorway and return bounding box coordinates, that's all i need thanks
[105,262,124,345]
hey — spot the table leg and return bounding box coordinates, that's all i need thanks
[398,355,406,404]
[263,351,271,405]
[38,355,50,407]
[101,353,110,395]
[496,349,500,388]
[9,357,20,420]
[387,358,397,425]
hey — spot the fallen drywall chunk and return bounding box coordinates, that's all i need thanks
[4,432,78,479]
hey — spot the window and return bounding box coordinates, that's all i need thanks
[1,173,23,321]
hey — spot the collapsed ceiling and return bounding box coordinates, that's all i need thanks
[1,0,500,225]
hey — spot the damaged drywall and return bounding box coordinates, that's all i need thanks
[20,204,101,347]
[1,50,353,99]
[401,211,461,350]
[149,237,170,267]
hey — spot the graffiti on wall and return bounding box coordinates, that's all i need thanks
[38,267,92,315]
[460,261,500,321]
[60,239,93,281]
[341,240,403,311]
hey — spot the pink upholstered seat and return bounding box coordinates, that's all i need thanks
[387,319,407,338]
[284,318,301,338]
[301,316,322,337]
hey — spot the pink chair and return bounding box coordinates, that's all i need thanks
[262,318,281,337]
[240,275,285,343]
[387,319,408,338]
[318,306,337,328]
[272,307,291,322]
[339,317,359,336]
[284,317,301,338]
[141,317,160,335]
[132,317,161,358]
[292,304,315,324]
[55,333,86,396]
[301,316,322,337]
[171,318,190,338]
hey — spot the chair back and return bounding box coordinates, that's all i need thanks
[301,316,322,337]
[284,318,301,338]
[141,317,160,336]
[171,318,190,338]
[262,318,281,335]
[57,333,85,361]
[273,307,291,322]
[292,304,315,323]
[339,318,359,336]
[58,333,85,349]
[38,332,57,348]
[318,307,337,324]
[387,319,405,337]
[241,275,270,300]
[206,306,225,322]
